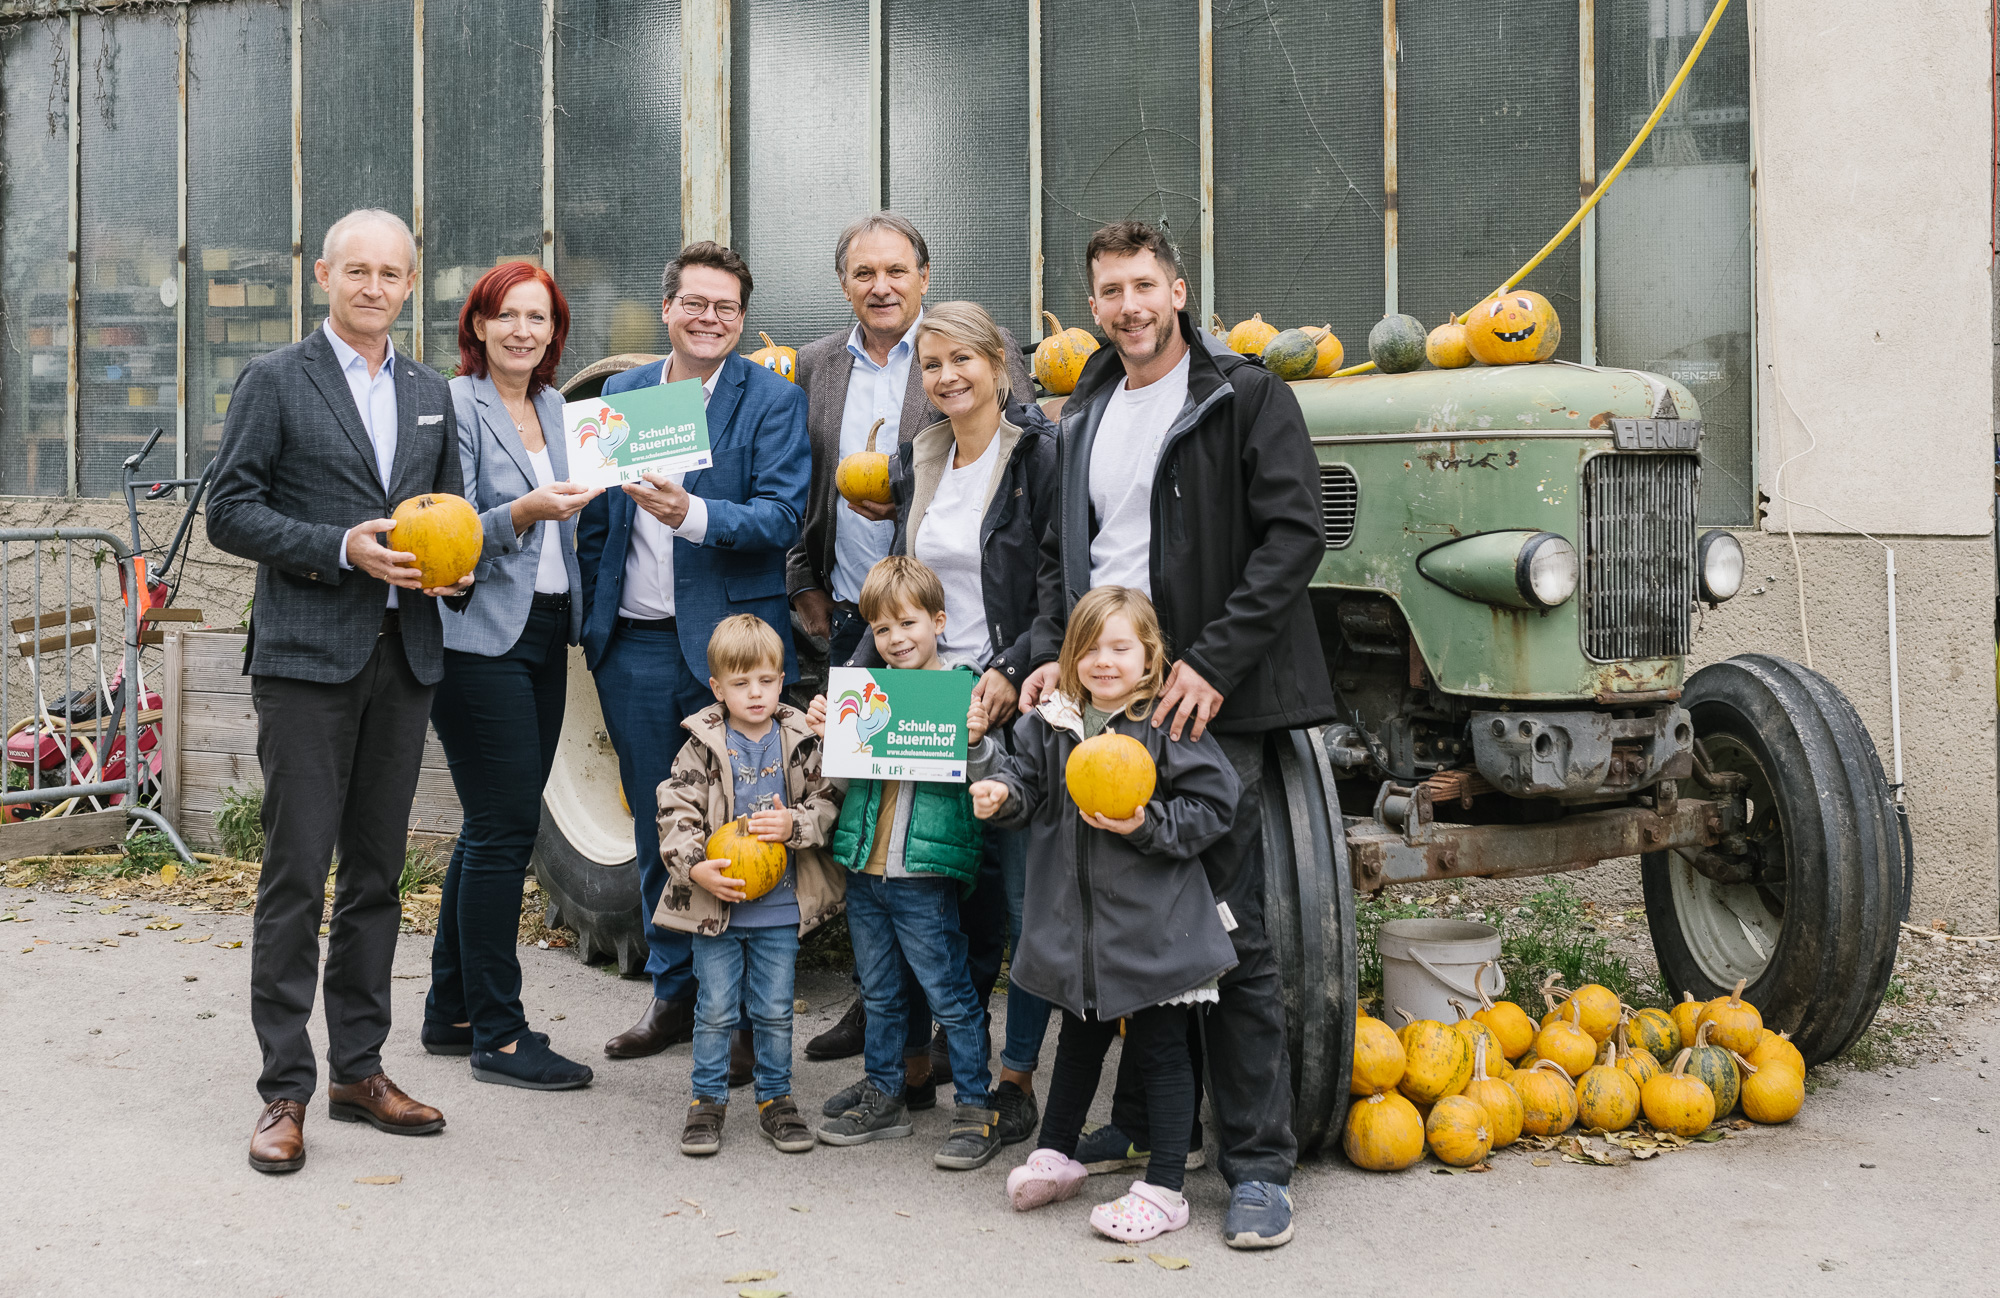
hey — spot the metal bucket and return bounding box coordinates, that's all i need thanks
[1378,919,1505,1026]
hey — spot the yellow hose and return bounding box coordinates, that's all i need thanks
[1330,0,1735,378]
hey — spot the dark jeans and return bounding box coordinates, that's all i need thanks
[996,825,1053,1073]
[1042,1005,1197,1192]
[592,623,715,1002]
[692,925,799,1102]
[425,603,567,1051]
[844,872,993,1107]
[1110,732,1297,1187]
[249,631,434,1102]
[828,605,868,667]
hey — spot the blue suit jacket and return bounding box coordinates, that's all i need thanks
[576,352,809,680]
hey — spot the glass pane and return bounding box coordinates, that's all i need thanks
[886,0,1029,341]
[0,19,71,496]
[730,0,869,352]
[1042,0,1200,332]
[189,0,292,476]
[77,11,179,498]
[423,0,545,374]
[1213,0,1384,359]
[1597,0,1752,525]
[1398,0,1580,359]
[553,0,679,381]
[302,0,414,354]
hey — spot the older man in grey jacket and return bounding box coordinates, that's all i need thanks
[207,208,489,1176]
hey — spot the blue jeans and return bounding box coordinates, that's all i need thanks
[691,924,800,1102]
[995,826,1054,1073]
[845,872,992,1108]
[592,624,715,1002]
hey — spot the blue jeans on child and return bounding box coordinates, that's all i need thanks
[691,925,800,1103]
[845,872,993,1108]
[996,827,1054,1074]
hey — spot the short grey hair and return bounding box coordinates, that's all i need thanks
[834,211,930,278]
[321,208,417,271]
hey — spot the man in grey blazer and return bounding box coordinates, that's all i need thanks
[207,208,486,1175]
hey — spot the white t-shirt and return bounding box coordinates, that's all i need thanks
[913,435,1001,668]
[1087,350,1192,594]
[525,446,569,595]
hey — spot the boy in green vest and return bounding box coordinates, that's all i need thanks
[807,555,1002,1170]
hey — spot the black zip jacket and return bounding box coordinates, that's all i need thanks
[1030,311,1336,734]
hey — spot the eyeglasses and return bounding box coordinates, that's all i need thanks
[672,294,742,323]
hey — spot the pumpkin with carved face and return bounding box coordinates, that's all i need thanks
[1465,291,1561,365]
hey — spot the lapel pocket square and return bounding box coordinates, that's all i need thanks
[417,413,444,425]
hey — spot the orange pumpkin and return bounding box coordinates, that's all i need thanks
[1307,324,1345,378]
[705,815,788,901]
[1343,1090,1425,1171]
[748,330,797,382]
[1471,965,1536,1059]
[1462,1035,1525,1149]
[1425,318,1472,369]
[1393,1009,1473,1104]
[1575,1038,1641,1133]
[1351,1010,1407,1096]
[1698,978,1764,1054]
[1065,733,1157,821]
[1425,1095,1492,1168]
[1533,997,1597,1079]
[1746,1029,1806,1079]
[389,493,482,589]
[1734,1052,1805,1125]
[1224,313,1279,356]
[1641,1048,1716,1136]
[1514,1060,1578,1137]
[1614,1017,1662,1089]
[1463,290,1560,365]
[1033,311,1099,396]
[834,417,893,506]
[1670,991,1706,1054]
[1446,998,1507,1074]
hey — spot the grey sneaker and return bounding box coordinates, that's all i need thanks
[933,1103,1003,1170]
[757,1096,815,1154]
[821,1073,937,1118]
[680,1098,725,1157]
[816,1081,913,1146]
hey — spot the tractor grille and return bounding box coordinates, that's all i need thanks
[1319,464,1357,547]
[1580,453,1699,660]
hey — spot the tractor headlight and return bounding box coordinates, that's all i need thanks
[1698,530,1744,603]
[1518,533,1578,609]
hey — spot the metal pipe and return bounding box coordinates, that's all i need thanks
[1197,0,1215,331]
[542,0,556,277]
[1579,0,1597,366]
[411,0,425,362]
[291,0,303,341]
[176,5,189,481]
[1381,0,1398,318]
[868,0,884,209]
[65,11,79,498]
[1027,0,1042,341]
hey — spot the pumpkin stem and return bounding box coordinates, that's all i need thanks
[1731,1050,1759,1074]
[864,416,885,455]
[1681,990,1696,1005]
[1531,1059,1570,1078]
[758,331,777,351]
[1694,1020,1714,1048]
[1472,1032,1490,1082]
[1392,1006,1414,1026]
[1730,977,1747,1005]
[1041,310,1063,336]
[1208,313,1226,336]
[1670,1048,1693,1078]
[1476,961,1500,1011]
[1448,997,1471,1023]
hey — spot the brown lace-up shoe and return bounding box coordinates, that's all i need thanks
[249,1098,306,1173]
[327,1073,446,1135]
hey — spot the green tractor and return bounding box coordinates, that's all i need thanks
[531,356,1904,1157]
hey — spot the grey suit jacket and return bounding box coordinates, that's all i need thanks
[438,375,585,654]
[784,321,1033,600]
[206,328,465,685]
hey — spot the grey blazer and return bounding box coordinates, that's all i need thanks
[206,328,466,686]
[784,322,1033,600]
[438,375,585,654]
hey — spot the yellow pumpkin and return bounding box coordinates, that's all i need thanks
[1746,1029,1806,1079]
[1463,290,1561,365]
[834,417,893,506]
[1033,311,1099,396]
[1065,732,1157,820]
[1471,967,1536,1059]
[1734,1053,1804,1125]
[1575,1039,1641,1133]
[1425,1095,1492,1168]
[1307,324,1345,378]
[1425,318,1472,369]
[1533,998,1597,1079]
[1393,1009,1473,1105]
[1686,1020,1742,1117]
[748,330,797,382]
[1514,1048,1542,1072]
[1224,312,1279,356]
[1641,1048,1716,1137]
[704,815,788,901]
[1670,991,1706,1055]
[1566,984,1622,1044]
[1486,1052,1515,1081]
[1351,1011,1407,1096]
[1514,1059,1578,1137]
[1625,1004,1681,1061]
[388,493,482,589]
[1446,998,1507,1074]
[1462,1036,1525,1149]
[1343,1091,1425,1171]
[1698,978,1764,1055]
[1614,1019,1662,1089]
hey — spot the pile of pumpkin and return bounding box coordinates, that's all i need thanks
[1344,971,1809,1172]
[1213,289,1563,381]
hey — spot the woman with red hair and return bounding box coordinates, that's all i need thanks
[422,261,602,1090]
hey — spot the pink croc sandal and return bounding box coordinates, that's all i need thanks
[1006,1148,1088,1211]
[1089,1180,1190,1242]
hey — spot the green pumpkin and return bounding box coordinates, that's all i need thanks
[1368,314,1429,374]
[1685,1021,1740,1117]
[1261,328,1322,381]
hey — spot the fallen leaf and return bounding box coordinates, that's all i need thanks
[175,934,211,944]
[893,1210,911,1218]
[1729,1119,1752,1130]
[1148,1254,1190,1270]
[1431,1164,1469,1176]
[1561,1136,1614,1166]
[98,938,119,947]
[97,905,124,914]
[662,1211,680,1218]
[1691,1128,1727,1144]
[144,920,181,931]
[724,1273,776,1284]
[217,940,243,949]
[353,1175,402,1185]
[118,930,138,937]
[714,1228,737,1238]
[1531,1157,1552,1167]
[1102,1255,1139,1264]
[159,863,178,886]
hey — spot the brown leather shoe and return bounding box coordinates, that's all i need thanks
[729,1028,755,1088]
[604,997,695,1059]
[327,1073,446,1135]
[248,1098,306,1173]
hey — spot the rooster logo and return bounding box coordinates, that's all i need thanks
[575,405,631,468]
[836,682,892,753]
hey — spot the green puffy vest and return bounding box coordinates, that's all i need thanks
[830,776,984,886]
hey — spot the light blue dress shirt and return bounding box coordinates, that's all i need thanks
[829,313,920,603]
[324,318,400,607]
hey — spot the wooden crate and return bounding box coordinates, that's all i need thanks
[162,629,463,848]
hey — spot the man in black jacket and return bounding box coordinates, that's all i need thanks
[1021,220,1334,1249]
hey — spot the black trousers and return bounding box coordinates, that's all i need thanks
[250,630,435,1102]
[1041,1004,1197,1192]
[424,603,567,1051]
[1110,732,1298,1187]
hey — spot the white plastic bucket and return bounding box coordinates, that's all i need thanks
[1378,919,1505,1026]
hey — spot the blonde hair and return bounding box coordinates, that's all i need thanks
[857,554,946,624]
[1057,586,1168,720]
[707,613,784,678]
[911,300,1012,405]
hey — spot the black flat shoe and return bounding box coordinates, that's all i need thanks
[425,1023,548,1057]
[471,1036,594,1091]
[805,999,866,1061]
